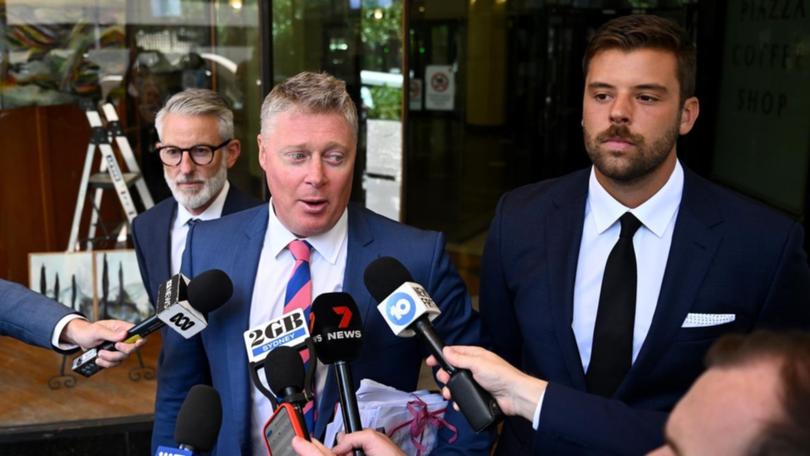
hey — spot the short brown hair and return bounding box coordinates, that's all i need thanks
[260,71,358,139]
[583,14,696,103]
[706,331,810,455]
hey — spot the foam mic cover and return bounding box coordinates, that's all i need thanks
[174,384,222,452]
[264,345,306,402]
[311,292,364,364]
[363,256,413,302]
[187,269,233,314]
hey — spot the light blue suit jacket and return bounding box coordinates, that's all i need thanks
[152,203,494,455]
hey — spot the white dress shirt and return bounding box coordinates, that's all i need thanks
[250,199,349,456]
[170,181,230,275]
[50,314,84,349]
[573,161,683,372]
[533,160,683,430]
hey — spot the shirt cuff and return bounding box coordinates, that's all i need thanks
[51,314,85,350]
[531,387,546,430]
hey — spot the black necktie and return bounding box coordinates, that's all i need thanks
[586,212,642,397]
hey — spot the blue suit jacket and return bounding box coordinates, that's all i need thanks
[132,184,260,305]
[481,168,810,455]
[151,203,492,455]
[1,278,75,351]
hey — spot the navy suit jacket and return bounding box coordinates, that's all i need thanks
[1,278,75,351]
[151,203,492,455]
[481,168,810,455]
[132,184,260,305]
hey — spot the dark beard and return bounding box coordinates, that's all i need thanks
[585,123,679,183]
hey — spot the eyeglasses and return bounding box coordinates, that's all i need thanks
[155,139,232,166]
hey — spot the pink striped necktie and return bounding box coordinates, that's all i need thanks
[284,239,315,432]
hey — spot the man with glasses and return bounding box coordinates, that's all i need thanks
[132,88,260,304]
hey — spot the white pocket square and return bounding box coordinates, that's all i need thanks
[682,313,736,328]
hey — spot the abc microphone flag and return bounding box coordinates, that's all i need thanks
[72,269,233,377]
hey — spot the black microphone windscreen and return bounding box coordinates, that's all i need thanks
[187,269,233,313]
[363,256,413,302]
[311,292,364,364]
[264,345,305,395]
[174,384,222,451]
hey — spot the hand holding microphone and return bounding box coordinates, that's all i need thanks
[363,257,503,432]
[60,318,145,367]
[72,269,233,377]
[427,345,548,422]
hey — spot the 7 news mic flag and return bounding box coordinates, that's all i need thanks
[364,257,503,432]
[311,292,365,456]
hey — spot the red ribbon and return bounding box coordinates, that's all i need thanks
[387,395,457,455]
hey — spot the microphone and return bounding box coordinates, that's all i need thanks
[363,257,502,432]
[72,269,233,377]
[264,345,311,441]
[155,384,222,456]
[243,308,315,404]
[310,292,365,456]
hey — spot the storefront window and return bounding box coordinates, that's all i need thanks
[0,0,263,283]
[0,0,263,201]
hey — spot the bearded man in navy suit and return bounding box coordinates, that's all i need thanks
[480,14,810,455]
[151,72,489,455]
[132,89,260,304]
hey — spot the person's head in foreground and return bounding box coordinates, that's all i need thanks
[650,330,810,456]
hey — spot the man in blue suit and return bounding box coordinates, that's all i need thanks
[480,15,810,455]
[132,88,260,304]
[1,278,142,365]
[152,72,489,455]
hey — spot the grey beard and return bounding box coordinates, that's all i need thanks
[165,160,228,211]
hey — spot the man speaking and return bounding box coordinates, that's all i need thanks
[152,72,488,455]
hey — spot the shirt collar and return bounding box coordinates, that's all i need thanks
[174,180,231,228]
[266,198,348,265]
[588,160,684,238]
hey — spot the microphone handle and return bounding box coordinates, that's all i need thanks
[446,368,503,432]
[335,362,365,456]
[413,318,457,375]
[98,314,166,352]
[412,318,502,432]
[292,402,311,441]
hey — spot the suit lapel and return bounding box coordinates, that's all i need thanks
[620,171,723,394]
[546,171,589,389]
[314,205,374,439]
[218,206,268,451]
[151,201,176,303]
[222,183,240,215]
